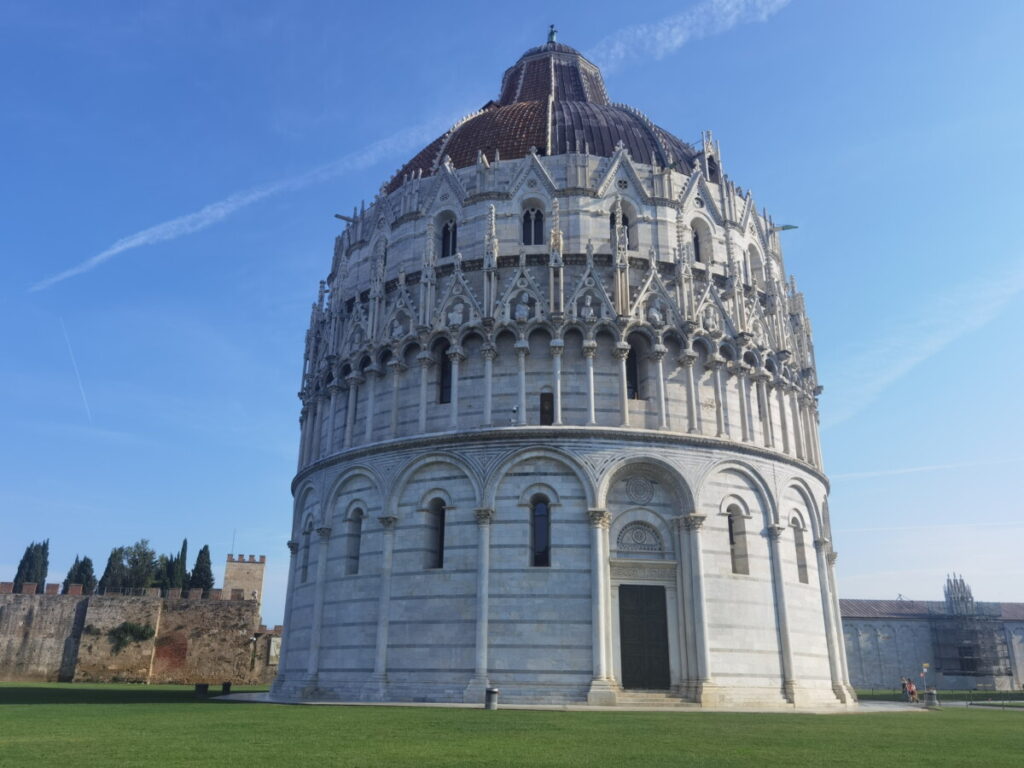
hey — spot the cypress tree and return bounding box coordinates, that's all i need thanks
[62,556,82,594]
[175,539,189,589]
[189,545,214,593]
[98,547,128,593]
[77,556,97,594]
[13,540,48,592]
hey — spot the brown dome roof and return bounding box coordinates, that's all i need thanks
[385,37,696,193]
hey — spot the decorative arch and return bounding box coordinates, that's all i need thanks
[780,477,825,540]
[689,216,714,264]
[324,466,384,519]
[694,459,777,527]
[483,446,595,511]
[595,455,695,514]
[292,483,320,534]
[388,452,483,519]
[615,520,665,558]
[517,482,562,508]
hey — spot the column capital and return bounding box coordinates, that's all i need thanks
[813,537,831,551]
[474,508,495,524]
[364,363,384,378]
[651,344,667,361]
[386,358,407,374]
[549,339,565,356]
[514,341,529,356]
[481,345,497,361]
[446,346,466,363]
[826,551,838,566]
[417,351,435,368]
[287,540,299,555]
[378,515,398,530]
[613,342,631,360]
[582,341,597,358]
[345,373,365,387]
[679,513,707,531]
[767,523,786,540]
[315,527,332,539]
[678,349,697,367]
[587,508,610,529]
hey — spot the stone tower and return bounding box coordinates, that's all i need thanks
[273,33,852,708]
[223,554,266,606]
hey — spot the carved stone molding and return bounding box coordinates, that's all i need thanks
[474,508,495,524]
[813,537,831,551]
[378,515,398,530]
[316,527,332,539]
[767,523,785,540]
[587,508,610,528]
[610,560,676,582]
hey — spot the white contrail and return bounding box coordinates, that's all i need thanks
[30,117,450,292]
[831,456,1024,480]
[60,316,92,424]
[588,0,791,73]
[821,260,1024,429]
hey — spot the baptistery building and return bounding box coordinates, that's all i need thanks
[272,31,854,707]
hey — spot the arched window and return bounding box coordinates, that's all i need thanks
[791,517,809,584]
[530,494,551,567]
[522,208,544,245]
[691,219,712,264]
[301,522,312,582]
[441,218,457,258]
[727,506,748,575]
[692,230,703,263]
[426,498,446,569]
[436,340,452,404]
[345,510,363,575]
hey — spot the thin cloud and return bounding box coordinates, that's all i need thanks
[60,316,92,424]
[822,261,1024,428]
[831,456,1024,480]
[30,118,451,292]
[588,0,791,73]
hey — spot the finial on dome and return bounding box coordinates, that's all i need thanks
[548,24,557,43]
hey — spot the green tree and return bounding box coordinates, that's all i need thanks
[175,539,189,588]
[62,555,97,594]
[189,545,214,593]
[98,547,128,593]
[13,540,48,592]
[124,540,157,590]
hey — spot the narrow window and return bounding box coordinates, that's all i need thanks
[728,507,748,575]
[345,511,363,575]
[539,392,554,425]
[626,345,641,400]
[301,524,312,583]
[609,213,632,248]
[531,495,551,567]
[437,342,452,404]
[692,231,702,263]
[441,219,457,258]
[425,498,446,569]
[792,518,809,584]
[522,209,544,245]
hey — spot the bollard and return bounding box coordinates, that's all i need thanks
[485,687,500,710]
[923,689,940,709]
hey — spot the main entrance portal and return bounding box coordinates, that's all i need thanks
[618,584,671,690]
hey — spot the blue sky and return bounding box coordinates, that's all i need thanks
[3,0,1023,625]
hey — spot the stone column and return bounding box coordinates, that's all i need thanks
[614,342,631,427]
[673,517,698,690]
[417,352,433,433]
[297,406,309,469]
[814,537,847,702]
[481,345,496,427]
[387,359,406,439]
[343,374,362,449]
[652,344,669,430]
[363,364,381,443]
[707,358,725,437]
[826,550,857,699]
[767,523,797,703]
[550,339,564,425]
[754,372,773,448]
[733,365,752,442]
[775,381,791,454]
[583,341,597,426]
[586,509,616,704]
[789,388,805,460]
[311,395,325,460]
[465,508,494,701]
[679,351,698,434]
[515,341,528,425]
[367,515,397,700]
[326,384,341,456]
[306,526,332,679]
[684,514,715,700]
[273,540,300,689]
[448,346,464,430]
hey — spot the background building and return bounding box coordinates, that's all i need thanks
[274,31,852,707]
[841,575,1024,691]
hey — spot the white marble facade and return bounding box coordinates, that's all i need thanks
[271,37,852,707]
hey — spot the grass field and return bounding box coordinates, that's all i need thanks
[1,683,1022,768]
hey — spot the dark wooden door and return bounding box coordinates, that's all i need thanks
[619,584,670,690]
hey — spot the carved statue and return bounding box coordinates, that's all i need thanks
[703,304,718,332]
[448,302,465,327]
[391,319,405,340]
[647,300,664,327]
[580,294,596,322]
[514,292,531,323]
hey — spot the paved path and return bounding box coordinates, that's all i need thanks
[216,692,927,715]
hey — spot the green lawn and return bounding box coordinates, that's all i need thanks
[1,683,1022,768]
